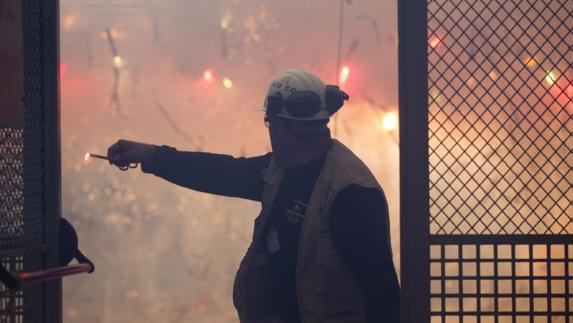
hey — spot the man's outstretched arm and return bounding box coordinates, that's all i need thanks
[107,140,271,201]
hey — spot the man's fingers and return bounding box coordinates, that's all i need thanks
[114,148,139,165]
[107,141,121,164]
[108,140,134,165]
[106,139,149,169]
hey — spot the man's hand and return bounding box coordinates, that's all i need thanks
[107,140,156,168]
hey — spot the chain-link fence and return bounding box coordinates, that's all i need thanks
[428,0,572,236]
[427,0,572,321]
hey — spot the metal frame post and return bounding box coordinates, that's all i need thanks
[398,0,430,321]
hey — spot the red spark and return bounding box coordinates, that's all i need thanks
[339,65,350,86]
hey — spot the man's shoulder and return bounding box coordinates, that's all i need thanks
[329,140,377,183]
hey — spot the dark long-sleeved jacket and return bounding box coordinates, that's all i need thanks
[142,146,400,322]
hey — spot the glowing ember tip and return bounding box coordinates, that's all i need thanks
[222,77,233,89]
[84,153,91,161]
[339,66,350,86]
[381,112,398,131]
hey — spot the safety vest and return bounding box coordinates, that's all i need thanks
[233,139,388,323]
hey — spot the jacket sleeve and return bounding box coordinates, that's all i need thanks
[141,145,271,201]
[330,184,401,323]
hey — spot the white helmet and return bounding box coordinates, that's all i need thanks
[261,68,349,121]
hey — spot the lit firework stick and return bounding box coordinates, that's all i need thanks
[84,152,108,161]
[84,152,137,171]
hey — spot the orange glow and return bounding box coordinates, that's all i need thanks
[203,69,214,82]
[466,76,475,87]
[429,35,441,48]
[63,14,77,30]
[100,29,123,39]
[524,56,537,68]
[339,65,350,86]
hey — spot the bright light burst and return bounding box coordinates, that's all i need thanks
[545,70,556,85]
[381,112,398,131]
[113,56,124,68]
[222,77,233,89]
[339,65,350,86]
[220,13,232,29]
[429,35,441,48]
[203,69,214,82]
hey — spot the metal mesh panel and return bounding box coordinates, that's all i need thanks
[426,0,572,321]
[0,129,25,249]
[430,242,572,322]
[1,1,47,322]
[427,0,572,235]
[0,0,46,253]
[0,258,24,323]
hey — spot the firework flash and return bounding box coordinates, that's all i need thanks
[84,152,108,161]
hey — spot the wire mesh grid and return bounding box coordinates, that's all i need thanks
[427,0,572,235]
[430,243,572,322]
[1,1,46,322]
[0,128,44,252]
[0,258,23,323]
[0,0,46,253]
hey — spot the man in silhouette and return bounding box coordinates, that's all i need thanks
[108,68,400,323]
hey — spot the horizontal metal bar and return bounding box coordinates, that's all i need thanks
[430,235,573,245]
[18,263,93,286]
[431,311,569,316]
[430,259,571,263]
[431,293,570,297]
[430,275,570,280]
